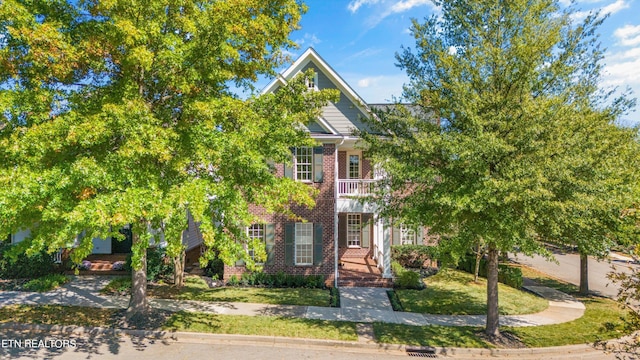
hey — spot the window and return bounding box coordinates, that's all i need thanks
[400,225,417,245]
[348,153,360,179]
[247,224,265,261]
[305,73,318,91]
[294,147,313,182]
[295,223,313,265]
[347,214,361,247]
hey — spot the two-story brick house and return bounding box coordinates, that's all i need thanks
[215,48,431,287]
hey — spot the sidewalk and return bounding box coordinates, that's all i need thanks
[0,275,585,327]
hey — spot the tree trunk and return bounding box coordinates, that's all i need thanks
[485,243,500,338]
[474,245,482,283]
[126,232,148,319]
[580,252,589,295]
[173,250,186,288]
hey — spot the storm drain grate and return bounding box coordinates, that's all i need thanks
[406,351,437,358]
[406,347,437,358]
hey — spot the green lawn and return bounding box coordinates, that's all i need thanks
[394,269,549,315]
[373,323,489,348]
[0,305,118,327]
[102,276,332,307]
[164,312,358,341]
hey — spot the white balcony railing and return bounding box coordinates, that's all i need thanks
[337,179,377,197]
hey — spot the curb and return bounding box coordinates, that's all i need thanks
[0,322,618,358]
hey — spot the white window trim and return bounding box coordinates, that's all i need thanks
[400,225,417,245]
[246,224,265,263]
[294,222,313,266]
[305,72,319,91]
[346,151,361,180]
[347,214,361,248]
[293,147,314,183]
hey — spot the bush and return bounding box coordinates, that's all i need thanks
[0,242,57,279]
[395,269,424,289]
[225,271,325,289]
[329,287,340,307]
[23,274,69,292]
[386,290,404,311]
[203,258,224,279]
[392,260,425,290]
[457,254,523,289]
[391,245,436,268]
[124,246,172,282]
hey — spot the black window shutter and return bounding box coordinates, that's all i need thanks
[313,146,324,183]
[284,163,293,179]
[265,223,275,265]
[285,223,295,266]
[313,223,323,266]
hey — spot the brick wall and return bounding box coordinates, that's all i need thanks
[224,143,336,279]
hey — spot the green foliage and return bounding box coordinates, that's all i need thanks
[22,274,69,292]
[203,258,225,279]
[0,0,337,314]
[227,271,325,289]
[329,287,340,308]
[457,255,523,289]
[0,241,57,279]
[391,245,435,268]
[386,290,404,311]
[391,260,425,290]
[357,0,639,333]
[124,247,172,282]
[100,277,132,295]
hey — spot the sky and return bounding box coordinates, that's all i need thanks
[259,0,640,127]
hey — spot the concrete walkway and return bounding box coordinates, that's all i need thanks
[0,276,585,327]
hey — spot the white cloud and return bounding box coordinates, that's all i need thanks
[342,48,384,64]
[601,46,640,100]
[347,0,381,13]
[614,24,640,46]
[348,0,437,28]
[600,0,629,14]
[348,73,409,102]
[294,33,321,47]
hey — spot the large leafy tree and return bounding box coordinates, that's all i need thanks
[359,0,638,338]
[0,0,336,317]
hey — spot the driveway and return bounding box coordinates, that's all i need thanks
[511,250,639,299]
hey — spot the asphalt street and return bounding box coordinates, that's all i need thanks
[511,250,639,299]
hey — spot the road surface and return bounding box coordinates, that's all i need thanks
[511,250,638,299]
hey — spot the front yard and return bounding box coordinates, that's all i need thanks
[101,275,332,307]
[393,269,549,315]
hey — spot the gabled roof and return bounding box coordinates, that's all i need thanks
[262,48,376,136]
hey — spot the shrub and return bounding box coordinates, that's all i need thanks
[23,274,69,292]
[329,287,340,307]
[395,269,424,290]
[203,258,224,279]
[391,261,406,276]
[224,271,325,289]
[0,242,57,279]
[227,275,240,286]
[124,246,172,282]
[391,245,436,268]
[457,254,523,289]
[386,290,404,311]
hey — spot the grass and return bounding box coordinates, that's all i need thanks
[164,312,358,341]
[100,276,132,295]
[373,323,489,348]
[22,274,70,292]
[505,264,631,347]
[101,276,332,307]
[0,305,117,327]
[394,269,549,315]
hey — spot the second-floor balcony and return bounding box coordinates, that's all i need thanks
[337,179,377,197]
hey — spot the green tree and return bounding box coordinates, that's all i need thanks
[359,0,638,338]
[0,0,337,318]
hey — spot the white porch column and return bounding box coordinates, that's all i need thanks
[382,218,392,278]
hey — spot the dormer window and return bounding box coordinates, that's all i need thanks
[305,73,318,91]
